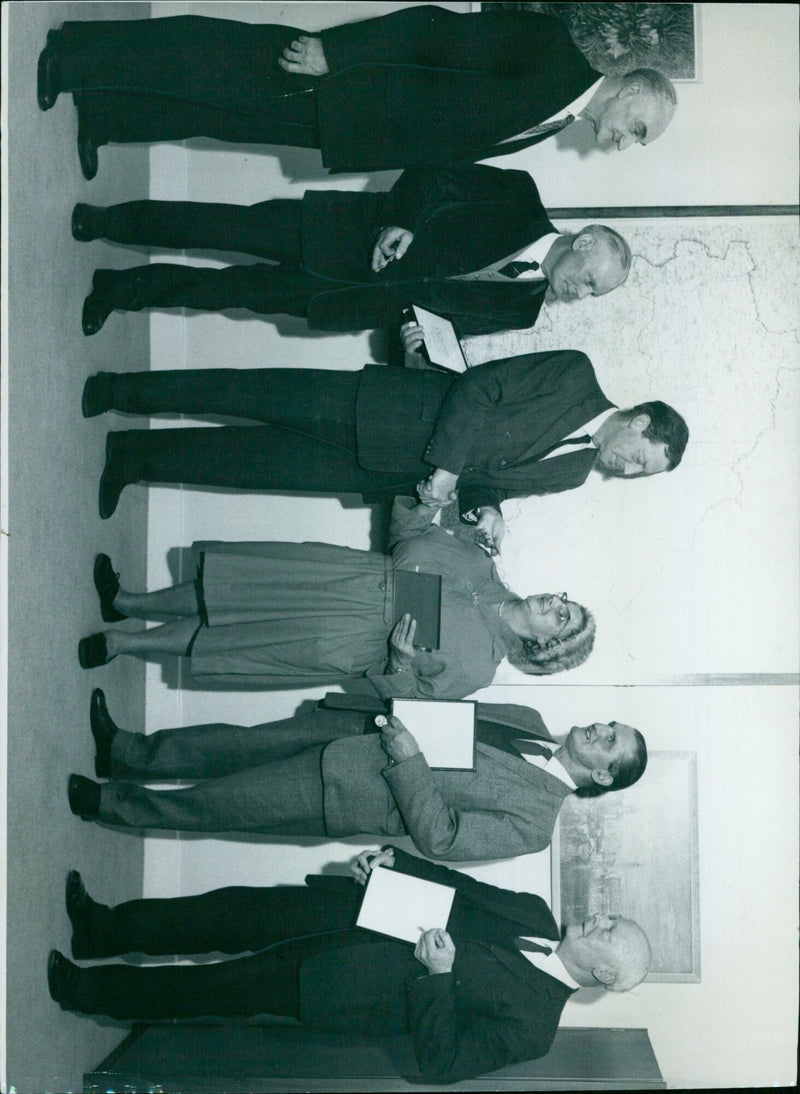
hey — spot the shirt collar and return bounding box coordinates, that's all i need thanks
[571,76,606,129]
[583,407,618,446]
[518,944,582,990]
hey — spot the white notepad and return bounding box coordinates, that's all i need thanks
[411,304,469,373]
[356,865,456,944]
[391,698,477,770]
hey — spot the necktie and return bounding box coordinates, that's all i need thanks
[537,434,593,460]
[498,259,540,279]
[497,113,575,148]
[513,739,553,760]
[516,938,553,955]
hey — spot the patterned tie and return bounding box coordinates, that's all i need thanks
[497,113,575,148]
[497,259,540,279]
[537,434,593,460]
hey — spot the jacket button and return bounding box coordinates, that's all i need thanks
[499,459,508,467]
[378,582,386,590]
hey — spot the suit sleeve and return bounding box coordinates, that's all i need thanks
[381,753,552,860]
[321,6,573,76]
[387,845,557,924]
[378,165,529,237]
[427,352,589,474]
[406,972,554,1084]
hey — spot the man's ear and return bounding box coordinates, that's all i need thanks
[572,231,596,253]
[591,768,614,788]
[618,81,641,100]
[592,966,617,987]
[628,413,651,434]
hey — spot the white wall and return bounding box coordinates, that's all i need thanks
[490,3,799,209]
[136,3,798,1088]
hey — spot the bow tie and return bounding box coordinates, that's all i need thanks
[498,259,540,279]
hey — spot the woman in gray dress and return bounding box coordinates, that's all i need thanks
[79,497,595,699]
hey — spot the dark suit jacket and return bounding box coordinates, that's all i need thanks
[318,693,572,860]
[354,350,614,515]
[318,6,600,170]
[300,165,555,335]
[298,847,574,1084]
[60,11,599,173]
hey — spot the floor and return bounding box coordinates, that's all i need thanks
[5,4,151,1089]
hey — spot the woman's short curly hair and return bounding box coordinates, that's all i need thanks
[508,604,596,675]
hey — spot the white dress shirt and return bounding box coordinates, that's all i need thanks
[517,941,582,990]
[497,76,605,145]
[520,739,577,790]
[538,406,618,462]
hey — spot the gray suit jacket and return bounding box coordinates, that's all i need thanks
[319,697,572,860]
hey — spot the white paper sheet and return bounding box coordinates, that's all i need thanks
[391,699,476,769]
[356,865,456,944]
[411,304,469,372]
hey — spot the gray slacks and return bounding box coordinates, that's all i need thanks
[98,707,372,834]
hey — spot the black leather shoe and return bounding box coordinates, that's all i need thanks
[94,553,126,623]
[81,372,116,418]
[66,870,104,958]
[77,133,99,181]
[68,773,101,819]
[98,434,127,520]
[78,633,115,670]
[48,949,81,1009]
[37,30,62,111]
[72,203,105,242]
[90,688,118,777]
[81,290,112,337]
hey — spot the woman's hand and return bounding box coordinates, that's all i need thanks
[388,613,417,673]
[475,507,506,556]
[351,847,395,885]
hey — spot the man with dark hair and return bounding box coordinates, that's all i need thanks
[66,690,647,861]
[72,166,631,341]
[48,847,651,1084]
[37,8,677,178]
[82,351,689,545]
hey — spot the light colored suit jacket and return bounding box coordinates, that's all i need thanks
[320,701,571,861]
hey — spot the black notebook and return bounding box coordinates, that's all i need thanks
[393,569,442,650]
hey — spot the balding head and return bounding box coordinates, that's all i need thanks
[558,914,651,992]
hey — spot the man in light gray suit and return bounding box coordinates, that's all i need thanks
[68,691,646,862]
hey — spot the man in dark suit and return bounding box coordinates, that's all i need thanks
[67,690,647,862]
[73,166,631,340]
[37,8,676,178]
[83,350,690,552]
[48,846,651,1083]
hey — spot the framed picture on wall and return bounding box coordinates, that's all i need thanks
[552,751,701,983]
[477,3,701,81]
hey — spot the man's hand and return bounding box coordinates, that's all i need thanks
[414,929,456,974]
[376,714,421,763]
[400,320,426,357]
[475,507,506,556]
[417,468,458,508]
[388,613,417,673]
[372,227,414,273]
[278,36,329,76]
[351,847,395,885]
